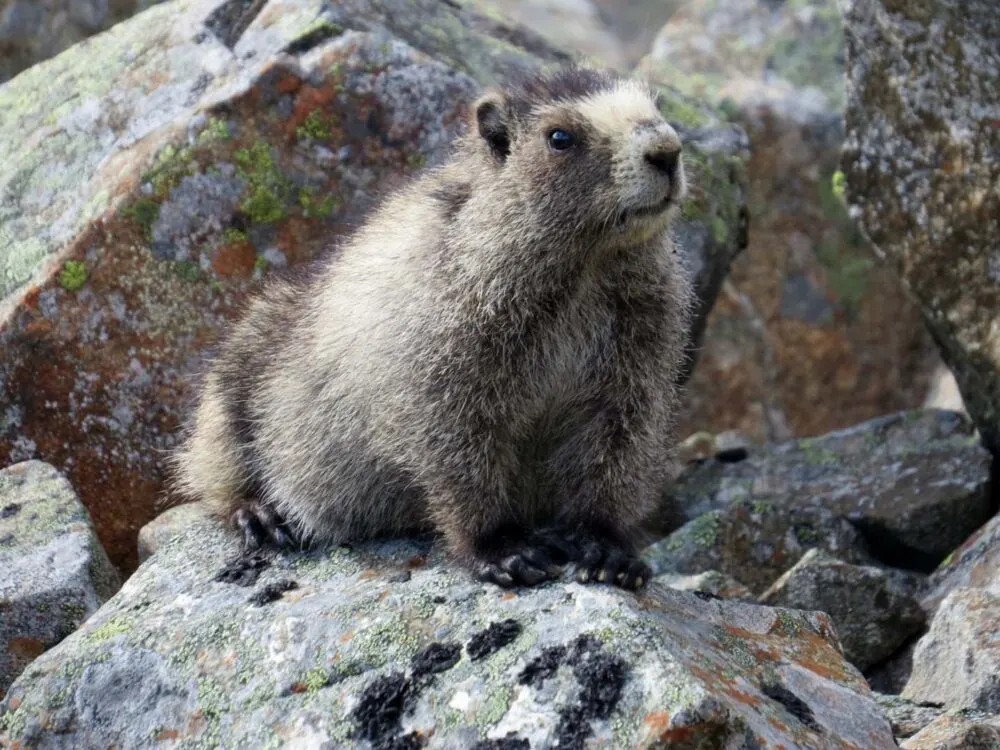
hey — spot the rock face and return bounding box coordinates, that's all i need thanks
[760,549,925,671]
[923,514,1000,616]
[0,461,120,699]
[658,410,993,575]
[0,502,898,748]
[0,0,749,575]
[0,0,168,84]
[903,589,1000,714]
[902,711,1000,750]
[641,0,940,444]
[840,0,1000,454]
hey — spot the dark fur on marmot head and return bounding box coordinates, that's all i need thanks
[171,64,693,590]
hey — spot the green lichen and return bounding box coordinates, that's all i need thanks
[686,512,721,548]
[253,256,268,273]
[144,144,197,198]
[58,260,88,291]
[200,117,232,144]
[235,141,290,224]
[296,110,332,141]
[776,610,802,637]
[831,170,847,199]
[126,198,160,239]
[711,215,728,244]
[798,438,839,467]
[303,667,331,693]
[299,188,337,219]
[408,152,427,170]
[657,92,709,129]
[86,614,132,643]
[222,228,248,244]
[174,260,201,282]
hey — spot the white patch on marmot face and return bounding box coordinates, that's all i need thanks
[573,80,661,140]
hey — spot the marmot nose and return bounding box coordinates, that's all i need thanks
[645,146,681,179]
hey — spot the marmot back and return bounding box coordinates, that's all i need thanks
[172,65,694,590]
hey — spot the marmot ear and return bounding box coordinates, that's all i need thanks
[474,91,513,163]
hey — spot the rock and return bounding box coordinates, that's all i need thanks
[663,410,993,572]
[653,570,754,602]
[875,694,946,743]
[840,0,1000,455]
[0,0,749,575]
[903,588,1000,713]
[136,501,206,563]
[866,635,921,696]
[476,0,628,69]
[0,460,120,699]
[902,711,1000,750]
[0,505,897,748]
[640,0,941,445]
[645,499,872,595]
[923,513,1000,616]
[0,1,169,84]
[759,549,926,671]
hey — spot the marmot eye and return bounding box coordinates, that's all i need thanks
[548,129,575,152]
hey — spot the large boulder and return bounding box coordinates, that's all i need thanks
[0,461,120,699]
[0,501,897,748]
[640,0,941,444]
[0,0,749,575]
[655,410,993,575]
[839,0,1000,454]
[0,0,169,84]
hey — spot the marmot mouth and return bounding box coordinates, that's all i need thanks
[616,194,673,225]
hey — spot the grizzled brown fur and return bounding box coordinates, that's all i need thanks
[171,65,693,589]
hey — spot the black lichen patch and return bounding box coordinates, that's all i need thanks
[471,735,531,749]
[387,570,413,584]
[351,672,424,749]
[715,446,749,463]
[411,642,461,679]
[248,578,298,606]
[553,635,629,750]
[694,590,723,602]
[518,645,567,688]
[204,0,266,48]
[467,619,523,661]
[1,503,21,519]
[283,20,345,55]
[761,682,821,732]
[213,553,270,586]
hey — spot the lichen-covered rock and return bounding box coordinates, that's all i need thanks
[923,513,1000,616]
[640,0,940,444]
[0,503,897,749]
[653,569,754,602]
[759,549,925,671]
[645,498,871,595]
[136,501,205,563]
[663,410,993,572]
[839,0,1000,455]
[0,0,749,575]
[903,589,1000,713]
[0,0,168,84]
[0,460,120,700]
[901,711,1000,750]
[875,694,947,743]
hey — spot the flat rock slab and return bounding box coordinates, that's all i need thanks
[840,0,1000,454]
[0,0,749,576]
[902,711,1000,750]
[760,549,925,672]
[923,513,1000,615]
[903,588,1000,714]
[0,502,896,748]
[663,410,993,572]
[0,461,120,699]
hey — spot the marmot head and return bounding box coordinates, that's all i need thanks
[470,66,686,247]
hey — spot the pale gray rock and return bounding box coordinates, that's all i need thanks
[923,513,1000,616]
[903,589,1000,713]
[0,502,897,748]
[902,711,1000,750]
[875,694,947,742]
[653,569,755,602]
[0,460,120,699]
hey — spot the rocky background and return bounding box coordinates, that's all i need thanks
[1,0,998,747]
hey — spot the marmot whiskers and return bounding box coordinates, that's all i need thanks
[171,65,693,590]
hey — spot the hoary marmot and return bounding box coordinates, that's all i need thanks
[171,65,693,590]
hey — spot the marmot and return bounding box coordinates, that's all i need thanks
[171,65,693,591]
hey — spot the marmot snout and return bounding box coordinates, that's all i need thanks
[171,65,694,590]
